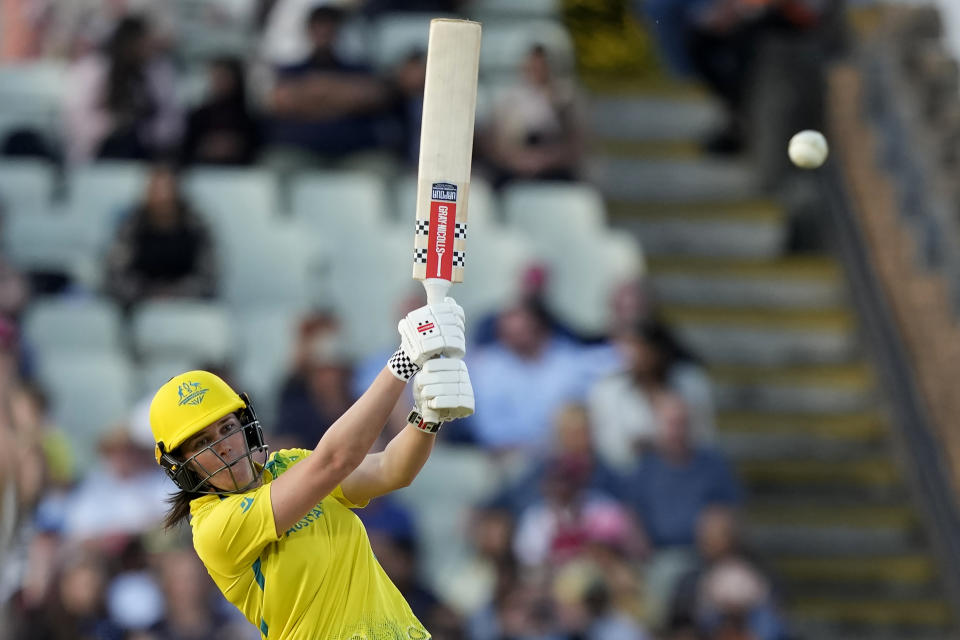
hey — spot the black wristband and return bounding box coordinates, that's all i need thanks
[407,409,441,434]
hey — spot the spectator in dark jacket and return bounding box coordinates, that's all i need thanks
[181,56,261,166]
[104,163,216,309]
[264,5,394,166]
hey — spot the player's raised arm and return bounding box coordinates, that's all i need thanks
[339,358,475,504]
[267,299,466,535]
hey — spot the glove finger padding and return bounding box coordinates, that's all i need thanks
[398,300,466,367]
[414,359,475,423]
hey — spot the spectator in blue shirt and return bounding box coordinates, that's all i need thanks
[624,392,741,549]
[466,297,613,452]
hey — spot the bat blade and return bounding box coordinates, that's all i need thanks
[412,18,481,304]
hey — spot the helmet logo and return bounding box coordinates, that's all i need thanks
[177,381,209,406]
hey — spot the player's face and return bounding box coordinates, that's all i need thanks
[180,414,259,491]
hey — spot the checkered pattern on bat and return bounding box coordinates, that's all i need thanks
[453,251,465,267]
[454,223,467,239]
[415,220,429,236]
[414,248,428,264]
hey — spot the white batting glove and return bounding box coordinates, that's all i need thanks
[413,358,475,426]
[388,297,466,381]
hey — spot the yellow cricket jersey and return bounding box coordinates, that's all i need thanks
[189,448,430,640]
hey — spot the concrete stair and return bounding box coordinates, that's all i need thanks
[609,200,787,258]
[587,88,956,637]
[661,305,858,366]
[647,256,847,310]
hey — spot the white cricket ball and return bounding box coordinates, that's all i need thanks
[788,130,829,169]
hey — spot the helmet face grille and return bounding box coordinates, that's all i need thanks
[162,418,269,495]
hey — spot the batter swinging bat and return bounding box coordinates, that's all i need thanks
[411,18,482,305]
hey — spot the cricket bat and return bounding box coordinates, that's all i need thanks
[412,19,482,305]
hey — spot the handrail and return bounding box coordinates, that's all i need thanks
[823,63,960,616]
[863,45,960,312]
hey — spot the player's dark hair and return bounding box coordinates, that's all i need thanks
[164,489,201,530]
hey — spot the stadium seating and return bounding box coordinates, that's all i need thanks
[369,13,454,70]
[137,356,205,398]
[290,170,391,236]
[23,296,125,356]
[174,0,259,60]
[184,166,281,234]
[37,351,136,466]
[453,224,536,321]
[2,212,99,287]
[544,229,645,335]
[131,300,233,365]
[392,173,499,228]
[219,218,326,310]
[65,161,148,249]
[0,62,66,135]
[502,181,607,238]
[233,308,302,423]
[0,159,54,216]
[478,19,575,79]
[327,223,415,357]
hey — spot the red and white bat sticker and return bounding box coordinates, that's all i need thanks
[427,182,457,280]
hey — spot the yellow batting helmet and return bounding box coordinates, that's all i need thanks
[150,370,246,465]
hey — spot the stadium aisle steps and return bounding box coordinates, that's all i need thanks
[586,87,956,637]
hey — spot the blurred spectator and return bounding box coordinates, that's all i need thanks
[58,423,169,545]
[180,56,261,166]
[367,531,446,627]
[490,404,624,516]
[0,356,24,602]
[623,393,740,550]
[275,313,355,449]
[480,44,585,187]
[264,5,395,171]
[607,278,654,342]
[589,320,715,471]
[63,15,182,163]
[553,560,652,640]
[104,163,217,309]
[43,0,176,59]
[106,568,164,633]
[638,0,829,154]
[391,49,427,166]
[512,453,640,568]
[619,394,739,628]
[469,573,559,640]
[153,546,255,640]
[18,550,124,640]
[0,257,30,322]
[669,506,787,640]
[361,496,466,635]
[0,0,45,61]
[359,0,465,18]
[467,297,603,452]
[260,0,348,67]
[13,382,74,489]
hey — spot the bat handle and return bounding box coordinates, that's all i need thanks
[422,278,452,306]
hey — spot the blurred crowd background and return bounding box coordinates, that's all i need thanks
[1,1,957,640]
